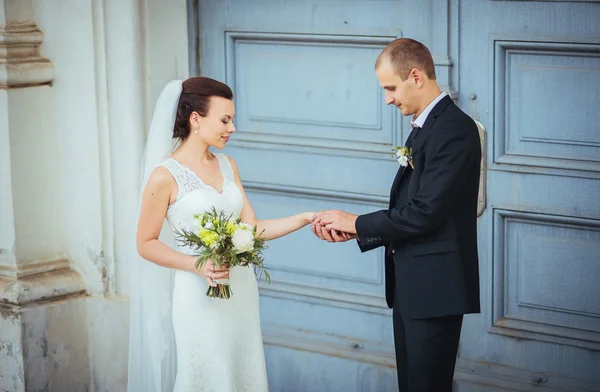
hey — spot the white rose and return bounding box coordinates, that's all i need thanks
[397,155,409,167]
[232,229,254,254]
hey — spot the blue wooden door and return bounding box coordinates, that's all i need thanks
[192,1,600,390]
[455,1,600,391]
[194,1,405,390]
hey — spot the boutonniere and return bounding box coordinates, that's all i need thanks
[392,146,414,168]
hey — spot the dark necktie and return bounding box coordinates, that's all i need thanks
[406,126,421,149]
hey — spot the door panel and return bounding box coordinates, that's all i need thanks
[457,1,600,390]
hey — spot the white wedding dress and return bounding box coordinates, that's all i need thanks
[160,152,269,392]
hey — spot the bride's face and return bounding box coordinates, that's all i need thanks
[195,96,236,149]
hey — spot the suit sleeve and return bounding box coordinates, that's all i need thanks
[356,119,479,244]
[354,228,387,253]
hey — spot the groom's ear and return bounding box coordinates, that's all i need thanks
[410,68,425,88]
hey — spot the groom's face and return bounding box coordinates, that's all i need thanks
[375,59,418,117]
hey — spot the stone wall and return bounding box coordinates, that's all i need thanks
[0,1,189,390]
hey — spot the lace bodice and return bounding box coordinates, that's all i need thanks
[161,153,236,202]
[160,153,244,254]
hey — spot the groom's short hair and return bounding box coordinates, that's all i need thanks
[376,38,436,80]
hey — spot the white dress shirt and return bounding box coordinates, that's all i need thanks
[410,91,448,128]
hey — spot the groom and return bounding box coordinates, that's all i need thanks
[312,38,481,392]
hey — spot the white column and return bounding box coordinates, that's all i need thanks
[0,0,86,305]
[87,0,189,390]
[103,1,146,296]
[0,1,88,391]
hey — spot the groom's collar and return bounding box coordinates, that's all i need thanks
[419,94,454,135]
[411,91,448,128]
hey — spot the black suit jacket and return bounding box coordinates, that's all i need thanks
[356,96,481,318]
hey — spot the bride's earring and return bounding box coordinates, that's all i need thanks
[194,127,199,134]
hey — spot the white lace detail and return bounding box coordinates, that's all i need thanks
[160,158,203,201]
[215,153,235,183]
[160,153,234,202]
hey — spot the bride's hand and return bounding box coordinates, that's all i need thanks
[191,257,229,287]
[304,212,317,224]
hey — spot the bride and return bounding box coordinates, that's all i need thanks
[127,77,314,392]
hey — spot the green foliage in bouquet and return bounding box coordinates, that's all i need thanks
[174,207,269,299]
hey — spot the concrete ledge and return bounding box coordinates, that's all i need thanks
[0,22,54,89]
[0,266,86,306]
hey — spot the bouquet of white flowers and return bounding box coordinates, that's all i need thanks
[174,207,269,299]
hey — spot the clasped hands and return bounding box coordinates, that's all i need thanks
[310,210,358,243]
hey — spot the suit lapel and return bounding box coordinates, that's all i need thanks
[410,95,453,154]
[389,95,454,207]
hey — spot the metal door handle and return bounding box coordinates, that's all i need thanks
[474,120,486,217]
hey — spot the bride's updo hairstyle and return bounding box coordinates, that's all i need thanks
[173,77,233,141]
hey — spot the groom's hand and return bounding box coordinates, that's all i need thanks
[311,220,355,243]
[311,225,355,242]
[313,210,358,235]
